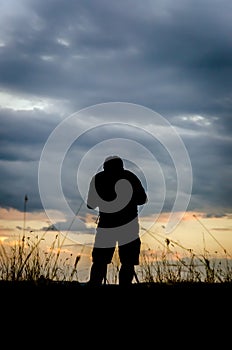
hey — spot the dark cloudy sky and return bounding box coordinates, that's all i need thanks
[1,0,232,223]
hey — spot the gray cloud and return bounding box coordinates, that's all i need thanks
[0,0,231,219]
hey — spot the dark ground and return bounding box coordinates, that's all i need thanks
[1,279,232,302]
[1,280,231,341]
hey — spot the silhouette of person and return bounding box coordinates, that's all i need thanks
[86,155,148,286]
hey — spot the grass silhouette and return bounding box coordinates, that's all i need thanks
[136,224,232,284]
[0,229,82,283]
[0,194,231,288]
[1,227,231,285]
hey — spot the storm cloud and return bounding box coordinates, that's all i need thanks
[0,0,232,222]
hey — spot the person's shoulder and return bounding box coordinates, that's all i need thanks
[90,171,104,181]
[123,169,139,180]
[124,169,133,175]
[94,171,105,180]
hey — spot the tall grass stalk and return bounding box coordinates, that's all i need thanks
[0,230,81,282]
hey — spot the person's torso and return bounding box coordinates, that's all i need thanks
[95,170,139,228]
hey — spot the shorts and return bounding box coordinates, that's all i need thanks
[92,237,141,265]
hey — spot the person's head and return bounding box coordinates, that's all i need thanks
[103,155,124,173]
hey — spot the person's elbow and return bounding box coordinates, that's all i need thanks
[137,194,148,205]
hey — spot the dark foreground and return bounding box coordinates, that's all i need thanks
[1,280,231,336]
[1,279,232,301]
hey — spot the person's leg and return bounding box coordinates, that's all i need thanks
[118,237,141,286]
[88,246,115,286]
[119,264,135,286]
[89,261,107,286]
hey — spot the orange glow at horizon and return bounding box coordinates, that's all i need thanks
[0,206,231,260]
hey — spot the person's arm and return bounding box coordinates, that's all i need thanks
[133,174,148,205]
[87,176,98,210]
